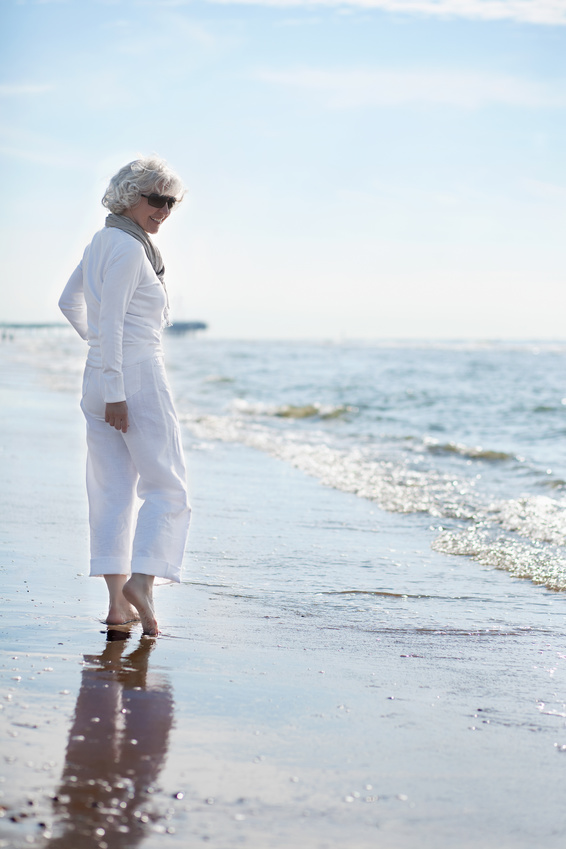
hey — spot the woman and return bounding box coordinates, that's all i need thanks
[59,155,191,636]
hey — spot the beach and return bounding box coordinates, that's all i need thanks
[2,335,566,848]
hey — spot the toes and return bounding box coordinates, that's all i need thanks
[140,612,159,636]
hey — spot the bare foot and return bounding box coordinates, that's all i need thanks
[122,574,159,636]
[105,602,140,626]
[104,574,141,625]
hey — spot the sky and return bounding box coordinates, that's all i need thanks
[1,0,565,339]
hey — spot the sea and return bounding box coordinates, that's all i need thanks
[6,325,566,599]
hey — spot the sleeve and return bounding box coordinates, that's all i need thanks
[98,240,145,403]
[58,262,88,340]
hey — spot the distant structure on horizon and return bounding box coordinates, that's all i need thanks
[166,321,208,335]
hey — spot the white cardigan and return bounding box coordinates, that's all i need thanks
[59,227,167,402]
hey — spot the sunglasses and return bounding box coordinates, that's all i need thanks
[141,193,177,210]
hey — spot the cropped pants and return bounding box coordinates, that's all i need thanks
[80,356,191,584]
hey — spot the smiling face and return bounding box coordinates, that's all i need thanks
[122,191,171,234]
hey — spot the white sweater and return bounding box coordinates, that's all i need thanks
[59,227,166,402]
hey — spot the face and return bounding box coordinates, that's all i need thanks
[123,191,173,234]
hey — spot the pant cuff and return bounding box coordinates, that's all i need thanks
[90,556,131,577]
[131,556,182,584]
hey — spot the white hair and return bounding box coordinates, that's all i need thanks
[102,155,185,214]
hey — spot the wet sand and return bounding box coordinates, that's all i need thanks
[2,352,566,848]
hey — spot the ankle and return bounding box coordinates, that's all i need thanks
[127,574,155,591]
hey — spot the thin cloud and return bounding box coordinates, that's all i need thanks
[256,67,566,108]
[212,0,566,26]
[0,83,54,96]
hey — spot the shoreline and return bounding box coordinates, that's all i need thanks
[2,351,566,848]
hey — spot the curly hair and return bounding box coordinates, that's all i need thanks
[101,155,185,214]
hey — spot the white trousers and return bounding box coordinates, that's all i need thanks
[80,356,191,584]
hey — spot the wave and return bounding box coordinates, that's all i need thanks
[432,527,566,591]
[487,495,566,546]
[229,399,357,420]
[182,413,479,518]
[203,375,235,384]
[423,438,516,462]
[182,412,566,591]
[432,494,566,591]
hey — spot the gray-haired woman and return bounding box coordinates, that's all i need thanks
[59,156,191,636]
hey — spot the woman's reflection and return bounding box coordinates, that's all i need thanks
[48,631,174,848]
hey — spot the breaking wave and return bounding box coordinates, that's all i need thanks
[182,412,480,518]
[182,411,566,591]
[423,438,516,462]
[432,527,566,591]
[229,399,357,420]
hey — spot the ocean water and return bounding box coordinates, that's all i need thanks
[7,327,566,594]
[168,335,566,593]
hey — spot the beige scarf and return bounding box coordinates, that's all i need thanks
[105,213,171,326]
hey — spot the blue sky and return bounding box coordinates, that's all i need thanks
[2,0,565,338]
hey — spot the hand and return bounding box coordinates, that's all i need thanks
[105,401,129,433]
